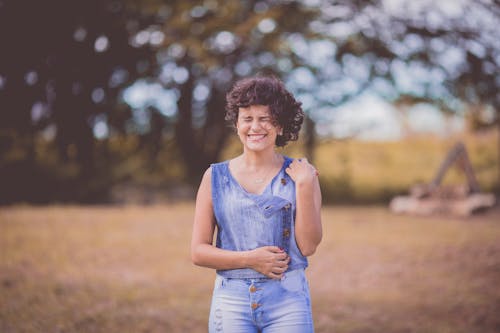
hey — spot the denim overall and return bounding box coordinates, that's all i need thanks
[209,156,313,332]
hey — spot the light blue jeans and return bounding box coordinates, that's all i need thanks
[209,269,314,332]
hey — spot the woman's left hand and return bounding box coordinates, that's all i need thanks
[285,158,319,185]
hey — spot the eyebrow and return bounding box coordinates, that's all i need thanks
[239,114,271,119]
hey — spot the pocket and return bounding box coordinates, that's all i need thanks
[280,270,306,293]
[213,275,225,291]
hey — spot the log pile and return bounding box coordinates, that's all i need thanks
[389,142,496,217]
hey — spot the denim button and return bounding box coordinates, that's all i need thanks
[283,228,290,238]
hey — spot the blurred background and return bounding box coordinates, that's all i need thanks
[0,0,498,204]
[1,0,499,332]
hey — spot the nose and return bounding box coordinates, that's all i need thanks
[250,119,261,130]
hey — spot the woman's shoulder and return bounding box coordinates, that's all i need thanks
[281,155,294,166]
[210,160,229,175]
[211,160,229,167]
[207,159,231,180]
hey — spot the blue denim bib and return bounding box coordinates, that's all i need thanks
[211,155,308,278]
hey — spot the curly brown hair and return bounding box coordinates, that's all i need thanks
[225,76,304,147]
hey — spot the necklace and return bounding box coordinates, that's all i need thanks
[253,164,272,184]
[254,177,266,184]
[252,154,280,184]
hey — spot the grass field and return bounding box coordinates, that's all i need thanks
[1,204,500,332]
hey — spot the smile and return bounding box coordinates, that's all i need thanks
[247,134,267,141]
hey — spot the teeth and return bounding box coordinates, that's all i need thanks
[248,134,266,140]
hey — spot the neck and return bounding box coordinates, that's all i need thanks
[241,148,279,170]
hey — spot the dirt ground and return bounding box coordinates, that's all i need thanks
[1,204,499,333]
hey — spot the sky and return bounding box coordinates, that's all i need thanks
[120,83,465,142]
[316,93,464,141]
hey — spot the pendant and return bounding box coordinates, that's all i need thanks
[254,178,264,184]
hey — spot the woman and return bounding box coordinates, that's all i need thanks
[191,76,322,332]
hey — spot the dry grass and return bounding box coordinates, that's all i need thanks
[314,131,498,202]
[1,204,500,332]
[223,130,498,203]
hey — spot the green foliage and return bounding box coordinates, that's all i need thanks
[1,0,499,203]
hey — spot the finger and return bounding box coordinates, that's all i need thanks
[275,252,288,260]
[276,257,288,264]
[272,266,287,274]
[275,261,288,269]
[275,259,289,269]
[268,272,283,280]
[277,257,290,266]
[271,262,288,273]
[275,256,288,264]
[265,246,283,253]
[274,262,289,272]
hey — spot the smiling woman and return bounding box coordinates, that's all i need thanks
[191,76,323,332]
[225,76,303,147]
[236,104,279,154]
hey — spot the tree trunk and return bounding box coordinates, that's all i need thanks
[497,113,500,194]
[175,76,232,183]
[304,115,316,164]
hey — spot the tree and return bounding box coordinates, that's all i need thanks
[129,1,322,180]
[0,0,159,202]
[1,0,498,203]
[138,0,499,181]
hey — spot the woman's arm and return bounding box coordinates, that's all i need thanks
[190,167,290,279]
[286,158,322,256]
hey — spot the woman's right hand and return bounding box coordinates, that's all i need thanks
[247,246,290,279]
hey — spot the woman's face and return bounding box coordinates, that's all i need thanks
[236,104,281,152]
